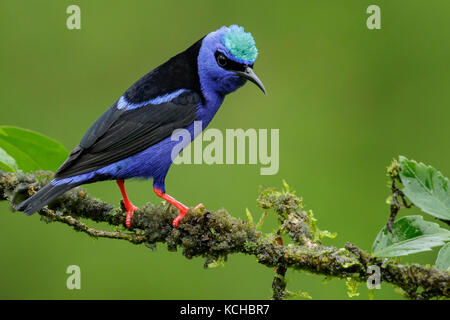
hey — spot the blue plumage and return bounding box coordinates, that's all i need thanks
[16,25,266,227]
[117,89,189,111]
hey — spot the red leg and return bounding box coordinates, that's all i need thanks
[116,179,139,228]
[153,187,203,227]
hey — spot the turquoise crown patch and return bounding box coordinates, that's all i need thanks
[221,25,258,62]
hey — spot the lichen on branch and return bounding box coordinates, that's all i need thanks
[0,170,448,300]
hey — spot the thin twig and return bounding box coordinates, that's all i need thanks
[40,207,147,243]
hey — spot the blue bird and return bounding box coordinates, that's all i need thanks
[16,25,266,228]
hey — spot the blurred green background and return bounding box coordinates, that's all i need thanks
[1,0,449,299]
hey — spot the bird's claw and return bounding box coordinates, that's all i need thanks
[172,213,185,227]
[171,203,205,227]
[124,203,139,228]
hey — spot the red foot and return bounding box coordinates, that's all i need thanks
[124,204,139,228]
[116,179,139,228]
[172,203,204,226]
[153,187,204,227]
[172,207,188,227]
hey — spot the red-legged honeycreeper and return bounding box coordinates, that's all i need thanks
[16,25,266,228]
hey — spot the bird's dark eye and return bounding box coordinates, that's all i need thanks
[216,53,227,67]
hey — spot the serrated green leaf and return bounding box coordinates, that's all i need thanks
[372,215,450,257]
[0,126,68,172]
[399,156,450,220]
[435,242,450,271]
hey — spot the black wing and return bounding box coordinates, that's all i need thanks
[55,91,200,179]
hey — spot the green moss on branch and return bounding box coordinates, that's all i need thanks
[0,171,448,300]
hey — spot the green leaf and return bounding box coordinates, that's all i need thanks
[435,242,450,271]
[372,215,450,257]
[0,147,18,171]
[399,156,450,220]
[0,126,68,172]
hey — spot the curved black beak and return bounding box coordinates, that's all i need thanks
[235,67,267,95]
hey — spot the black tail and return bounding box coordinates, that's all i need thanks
[16,182,74,215]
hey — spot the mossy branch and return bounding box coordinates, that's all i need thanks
[1,171,448,300]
